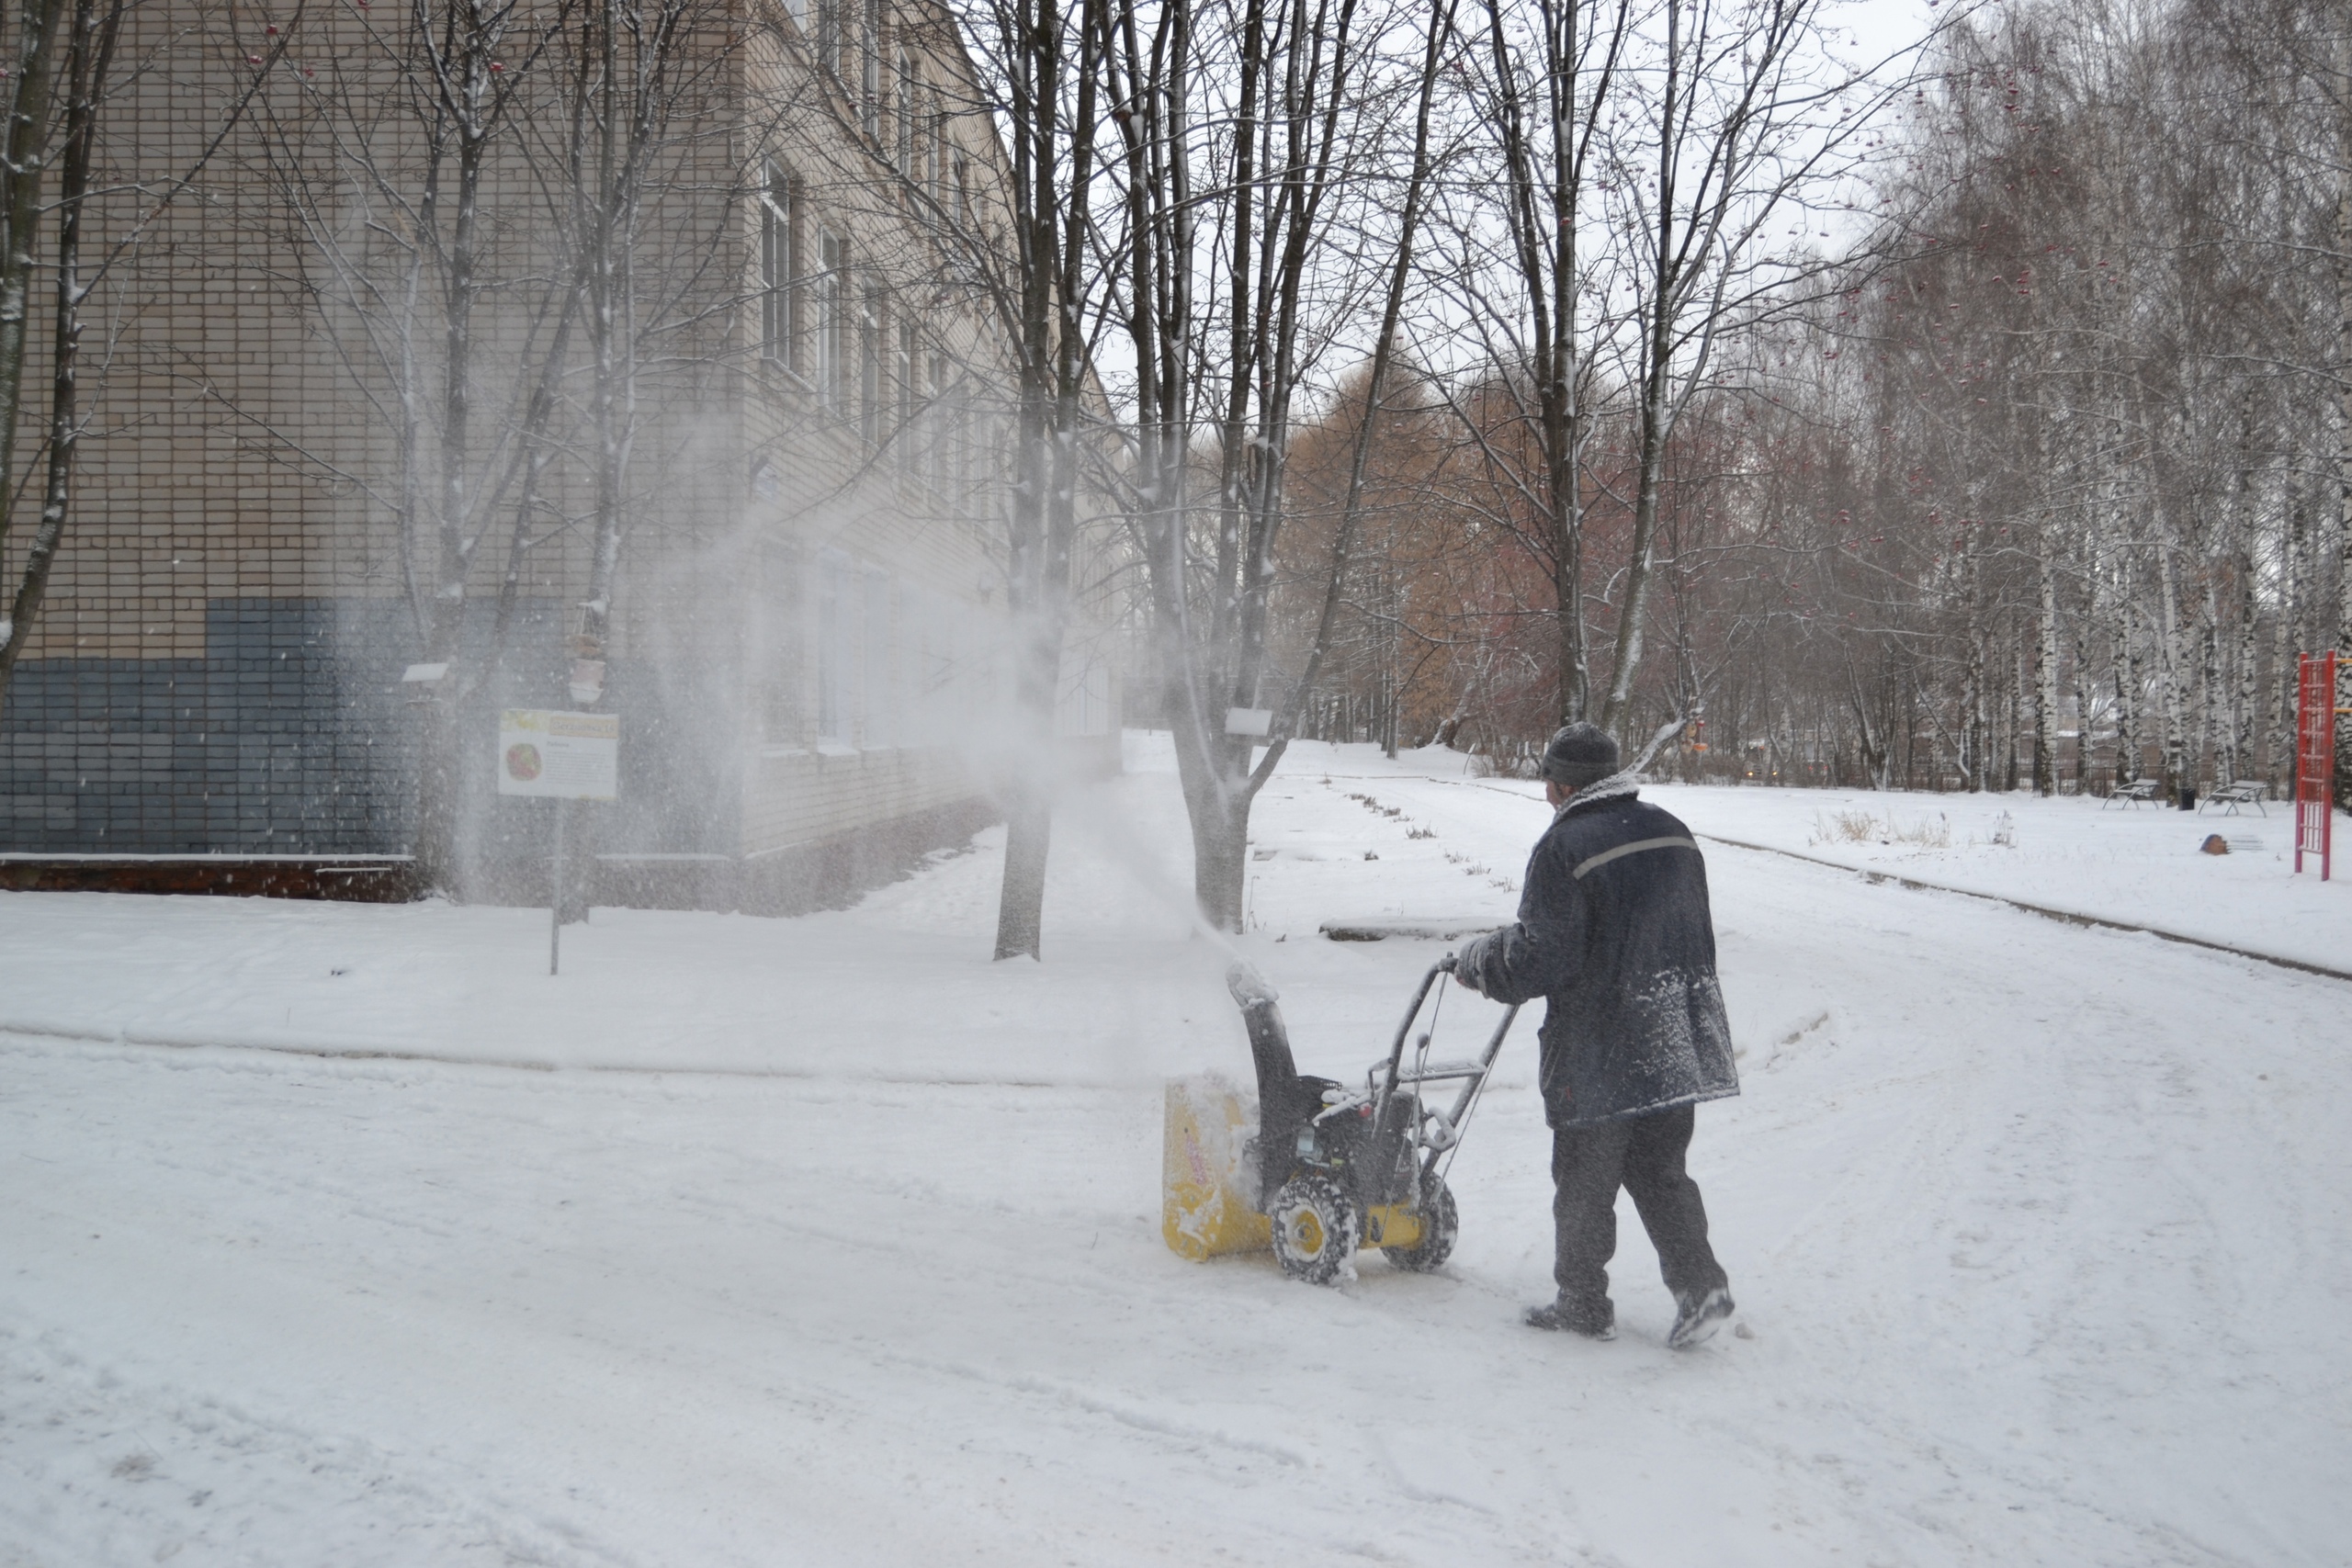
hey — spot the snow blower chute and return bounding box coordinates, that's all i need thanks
[1162,957,1521,1283]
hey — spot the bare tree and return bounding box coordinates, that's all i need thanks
[228,0,749,892]
[1099,0,1453,930]
[0,0,290,708]
[1439,0,1631,728]
[235,0,581,888]
[960,0,1113,960]
[1592,0,1906,738]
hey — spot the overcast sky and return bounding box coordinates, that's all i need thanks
[1824,0,1950,77]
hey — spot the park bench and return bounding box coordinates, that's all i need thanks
[2103,778,2162,808]
[2199,781,2267,817]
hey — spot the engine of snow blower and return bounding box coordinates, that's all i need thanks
[1160,957,1520,1284]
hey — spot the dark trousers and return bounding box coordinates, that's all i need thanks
[1551,1104,1727,1311]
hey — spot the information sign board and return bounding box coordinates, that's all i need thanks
[497,709,618,801]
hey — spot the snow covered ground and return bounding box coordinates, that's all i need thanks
[1643,771,2348,976]
[4,735,2347,1566]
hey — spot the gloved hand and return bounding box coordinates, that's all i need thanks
[1453,932,1495,994]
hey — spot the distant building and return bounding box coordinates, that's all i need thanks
[0,0,1120,908]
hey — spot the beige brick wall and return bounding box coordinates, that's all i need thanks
[0,0,1136,874]
[741,743,976,853]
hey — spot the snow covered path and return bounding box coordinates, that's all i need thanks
[4,740,2346,1565]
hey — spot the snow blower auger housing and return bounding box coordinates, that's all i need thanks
[1161,957,1520,1284]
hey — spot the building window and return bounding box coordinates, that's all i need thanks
[973,408,996,519]
[946,392,967,510]
[817,550,851,740]
[864,569,895,748]
[953,155,970,229]
[758,163,797,372]
[816,553,902,749]
[928,102,946,213]
[1061,652,1111,739]
[759,538,802,741]
[895,51,916,171]
[859,283,883,446]
[816,0,838,78]
[861,0,882,140]
[911,587,970,739]
[816,231,848,408]
[924,352,948,495]
[897,319,918,471]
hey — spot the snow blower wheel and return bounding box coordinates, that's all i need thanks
[1270,1175,1361,1284]
[1381,1174,1458,1272]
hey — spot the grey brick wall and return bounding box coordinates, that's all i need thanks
[0,599,418,852]
[0,596,738,864]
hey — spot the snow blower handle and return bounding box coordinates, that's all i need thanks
[1374,962,1456,1106]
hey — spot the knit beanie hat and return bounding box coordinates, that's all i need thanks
[1539,721,1620,793]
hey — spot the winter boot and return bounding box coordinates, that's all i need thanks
[1524,1298,1615,1340]
[1667,1286,1735,1350]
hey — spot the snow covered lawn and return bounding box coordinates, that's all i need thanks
[3,736,2346,1565]
[1652,772,2346,976]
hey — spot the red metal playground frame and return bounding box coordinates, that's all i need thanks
[2295,651,2338,881]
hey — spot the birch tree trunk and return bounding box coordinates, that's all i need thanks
[2199,608,2222,787]
[2118,548,2143,786]
[989,0,1105,959]
[411,12,509,895]
[2233,538,2257,785]
[2033,551,2057,795]
[2156,537,2188,795]
[2272,478,2305,792]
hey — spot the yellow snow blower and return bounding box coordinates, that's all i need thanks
[1163,957,1521,1283]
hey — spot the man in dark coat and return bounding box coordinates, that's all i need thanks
[1453,722,1738,1348]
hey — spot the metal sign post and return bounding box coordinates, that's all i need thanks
[2294,652,2335,881]
[548,797,570,975]
[496,709,620,973]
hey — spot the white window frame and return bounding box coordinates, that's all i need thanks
[860,0,882,140]
[896,318,919,473]
[859,281,884,446]
[895,50,917,171]
[863,569,895,749]
[816,231,848,409]
[816,549,857,743]
[757,163,798,373]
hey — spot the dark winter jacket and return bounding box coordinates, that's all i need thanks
[1455,773,1738,1128]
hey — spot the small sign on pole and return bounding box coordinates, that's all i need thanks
[498,709,618,801]
[499,709,619,974]
[2293,652,2335,882]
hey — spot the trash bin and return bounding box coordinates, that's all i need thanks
[2178,784,2198,811]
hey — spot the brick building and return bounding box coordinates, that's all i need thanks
[0,1,1121,908]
